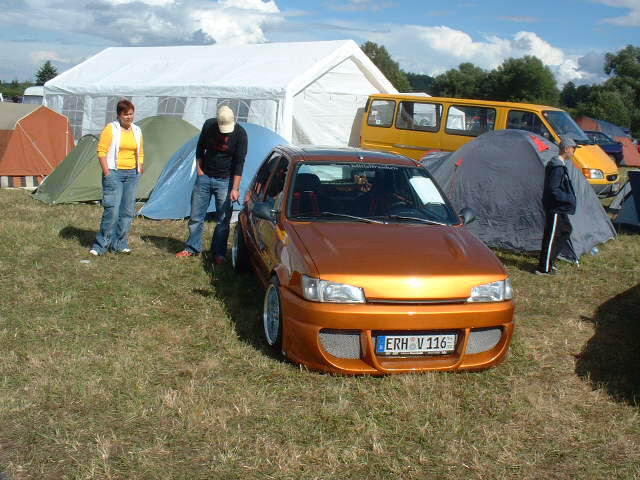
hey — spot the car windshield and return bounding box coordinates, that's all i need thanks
[543,110,590,144]
[288,162,460,226]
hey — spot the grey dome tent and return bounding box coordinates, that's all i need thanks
[611,170,640,228]
[420,129,616,262]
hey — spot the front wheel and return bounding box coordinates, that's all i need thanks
[263,277,283,349]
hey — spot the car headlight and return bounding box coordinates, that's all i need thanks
[302,275,365,303]
[582,168,604,180]
[467,278,513,302]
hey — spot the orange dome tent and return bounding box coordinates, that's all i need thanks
[0,103,74,188]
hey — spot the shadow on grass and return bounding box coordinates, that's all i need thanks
[59,226,95,248]
[575,283,640,406]
[200,252,284,362]
[494,249,538,273]
[140,235,184,254]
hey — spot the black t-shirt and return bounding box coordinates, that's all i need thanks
[196,118,248,178]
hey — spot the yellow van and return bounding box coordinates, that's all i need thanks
[360,94,619,196]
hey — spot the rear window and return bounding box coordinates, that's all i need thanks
[445,105,496,137]
[367,100,396,128]
[396,101,442,132]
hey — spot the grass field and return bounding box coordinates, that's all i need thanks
[1,188,639,480]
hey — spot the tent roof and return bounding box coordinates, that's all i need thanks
[0,103,40,129]
[45,40,394,97]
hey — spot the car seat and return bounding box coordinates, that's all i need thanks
[291,173,321,215]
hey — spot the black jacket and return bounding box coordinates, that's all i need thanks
[196,118,247,178]
[542,156,577,215]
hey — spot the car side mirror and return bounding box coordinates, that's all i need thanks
[253,201,278,223]
[459,207,476,225]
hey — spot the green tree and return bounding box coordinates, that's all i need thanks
[35,60,58,86]
[602,45,640,136]
[576,87,631,127]
[361,41,411,92]
[406,72,435,93]
[431,63,488,98]
[485,56,560,105]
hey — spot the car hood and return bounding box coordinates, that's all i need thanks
[290,222,506,301]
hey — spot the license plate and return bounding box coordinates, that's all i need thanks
[376,334,457,355]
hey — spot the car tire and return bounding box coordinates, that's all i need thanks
[232,222,250,273]
[263,276,283,350]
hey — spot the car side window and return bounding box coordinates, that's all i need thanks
[367,100,396,128]
[507,110,552,140]
[445,105,495,136]
[262,157,289,209]
[251,152,281,199]
[395,101,442,132]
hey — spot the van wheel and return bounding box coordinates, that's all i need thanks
[263,277,283,349]
[232,222,250,273]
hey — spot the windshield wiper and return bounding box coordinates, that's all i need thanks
[386,214,448,226]
[294,211,385,224]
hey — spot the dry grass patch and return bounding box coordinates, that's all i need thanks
[1,188,639,480]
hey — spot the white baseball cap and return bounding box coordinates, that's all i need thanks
[217,105,235,134]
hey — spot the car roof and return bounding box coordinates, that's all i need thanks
[276,145,420,167]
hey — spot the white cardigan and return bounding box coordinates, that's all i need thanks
[105,121,143,172]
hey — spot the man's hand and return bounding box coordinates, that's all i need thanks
[230,188,240,203]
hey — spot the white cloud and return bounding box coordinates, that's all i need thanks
[594,0,640,26]
[364,25,605,86]
[30,50,67,63]
[1,0,283,46]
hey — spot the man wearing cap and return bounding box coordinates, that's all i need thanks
[176,106,248,263]
[536,135,578,275]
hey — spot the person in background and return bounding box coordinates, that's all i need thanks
[536,135,577,275]
[176,105,247,264]
[90,99,144,256]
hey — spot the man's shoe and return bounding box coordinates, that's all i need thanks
[534,269,554,276]
[176,250,196,258]
[117,248,132,254]
[89,249,99,256]
[213,255,226,265]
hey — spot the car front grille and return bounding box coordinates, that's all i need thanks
[466,327,503,354]
[319,330,361,359]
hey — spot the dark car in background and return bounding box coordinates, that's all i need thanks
[584,130,624,165]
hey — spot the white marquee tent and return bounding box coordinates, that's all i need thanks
[44,40,396,146]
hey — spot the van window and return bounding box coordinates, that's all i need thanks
[367,100,396,128]
[507,110,552,140]
[396,101,442,132]
[445,105,496,136]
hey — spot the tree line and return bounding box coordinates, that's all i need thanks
[0,61,58,101]
[362,42,640,139]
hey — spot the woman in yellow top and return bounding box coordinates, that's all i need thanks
[90,99,144,255]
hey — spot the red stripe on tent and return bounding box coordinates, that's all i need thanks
[530,135,550,152]
[455,156,464,167]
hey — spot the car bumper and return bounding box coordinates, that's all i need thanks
[592,180,620,198]
[280,286,515,375]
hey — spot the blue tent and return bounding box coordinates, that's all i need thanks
[139,123,287,220]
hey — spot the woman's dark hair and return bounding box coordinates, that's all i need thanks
[116,99,135,115]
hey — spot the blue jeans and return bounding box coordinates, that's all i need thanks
[185,175,233,256]
[92,169,140,254]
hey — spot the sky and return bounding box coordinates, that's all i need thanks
[0,0,638,88]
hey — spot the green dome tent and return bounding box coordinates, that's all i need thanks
[33,135,101,204]
[34,116,198,204]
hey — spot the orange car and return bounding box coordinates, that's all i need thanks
[233,146,514,374]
